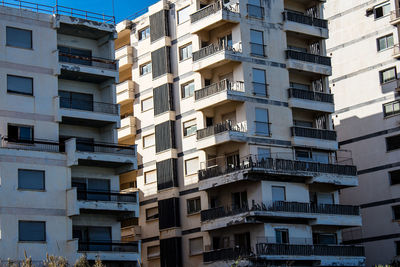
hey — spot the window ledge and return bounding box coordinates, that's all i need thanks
[18,189,46,192]
[146,218,159,222]
[6,45,33,51]
[18,241,47,244]
[189,252,203,257]
[179,57,192,63]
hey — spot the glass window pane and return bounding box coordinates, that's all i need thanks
[7,75,33,95]
[19,126,33,141]
[255,108,268,122]
[143,134,155,147]
[383,3,391,16]
[18,170,45,190]
[19,221,45,241]
[257,148,271,160]
[378,37,387,50]
[178,6,190,24]
[6,27,32,49]
[189,237,203,255]
[145,170,157,184]
[185,158,199,175]
[272,186,285,202]
[142,97,153,111]
[253,69,266,84]
[250,30,263,44]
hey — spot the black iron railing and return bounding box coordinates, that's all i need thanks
[288,88,334,103]
[59,51,117,70]
[198,154,357,180]
[192,43,241,62]
[291,126,337,141]
[256,243,365,257]
[203,247,251,263]
[194,79,244,100]
[196,121,247,140]
[286,50,331,66]
[78,240,139,252]
[75,140,136,155]
[283,10,328,29]
[1,136,59,153]
[77,189,137,203]
[59,97,119,115]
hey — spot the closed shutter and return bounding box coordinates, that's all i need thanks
[155,121,176,153]
[153,83,174,116]
[158,198,180,230]
[156,158,178,190]
[160,237,182,267]
[150,9,169,42]
[151,46,171,79]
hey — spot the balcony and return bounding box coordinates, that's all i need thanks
[198,154,358,190]
[74,240,140,261]
[194,79,245,110]
[192,43,242,72]
[391,9,400,25]
[190,0,240,33]
[283,11,328,39]
[203,247,250,263]
[286,50,332,76]
[288,88,334,113]
[291,126,338,150]
[196,121,247,150]
[65,138,137,174]
[0,136,60,153]
[118,115,136,143]
[115,45,133,71]
[116,80,134,105]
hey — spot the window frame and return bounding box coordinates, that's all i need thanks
[6,26,33,49]
[187,197,201,215]
[390,169,400,185]
[179,43,193,61]
[374,2,391,19]
[143,133,155,148]
[140,62,152,76]
[275,228,289,244]
[254,108,270,136]
[380,67,397,84]
[189,237,204,256]
[144,170,157,185]
[183,119,197,137]
[177,5,191,24]
[386,134,400,152]
[141,97,154,112]
[146,207,159,221]
[383,100,400,117]
[252,68,268,97]
[181,80,195,99]
[272,186,286,202]
[393,205,400,220]
[7,124,34,143]
[147,245,161,259]
[185,157,199,176]
[138,27,150,41]
[250,29,265,57]
[377,34,394,51]
[7,74,34,96]
[18,169,45,191]
[18,221,46,242]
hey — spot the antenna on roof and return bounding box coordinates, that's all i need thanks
[112,0,115,19]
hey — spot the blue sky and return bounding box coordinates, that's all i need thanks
[31,0,158,22]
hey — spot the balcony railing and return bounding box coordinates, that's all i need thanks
[283,10,328,29]
[76,189,137,203]
[190,0,239,23]
[59,51,117,70]
[78,240,139,252]
[288,88,334,103]
[59,97,119,115]
[286,50,331,66]
[196,121,247,140]
[75,140,136,156]
[203,247,251,263]
[201,201,360,222]
[198,154,357,181]
[256,243,365,257]
[383,100,400,117]
[291,126,337,141]
[194,79,244,100]
[192,43,242,62]
[1,136,59,153]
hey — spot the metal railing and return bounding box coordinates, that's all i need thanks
[288,88,334,103]
[283,11,328,29]
[0,0,115,24]
[197,121,247,140]
[194,79,245,100]
[247,4,264,18]
[190,0,239,23]
[256,243,365,257]
[1,136,59,153]
[59,97,119,115]
[203,247,251,263]
[78,240,139,252]
[250,42,267,57]
[76,189,137,203]
[192,42,242,62]
[59,51,117,70]
[383,100,400,117]
[291,126,337,141]
[198,154,357,181]
[201,201,360,222]
[75,140,136,156]
[286,50,331,66]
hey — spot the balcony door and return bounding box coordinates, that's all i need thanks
[234,232,250,253]
[72,178,110,201]
[231,191,247,210]
[73,226,111,251]
[219,33,232,48]
[59,90,94,112]
[226,152,240,170]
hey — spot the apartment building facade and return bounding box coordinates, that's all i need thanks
[326,0,400,265]
[116,0,366,266]
[0,2,139,266]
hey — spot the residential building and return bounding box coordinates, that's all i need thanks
[0,1,139,266]
[326,0,400,265]
[116,0,365,266]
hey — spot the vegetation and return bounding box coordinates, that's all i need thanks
[0,253,104,267]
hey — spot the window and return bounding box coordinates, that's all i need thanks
[183,120,197,137]
[386,134,400,151]
[290,82,310,91]
[58,46,92,65]
[147,245,160,259]
[250,30,265,56]
[275,229,289,244]
[140,62,152,76]
[257,147,271,160]
[390,169,400,185]
[313,233,337,245]
[7,75,33,95]
[396,241,400,256]
[143,134,155,148]
[18,170,45,190]
[145,170,157,184]
[59,91,93,111]
[393,205,400,220]
[8,124,33,143]
[296,149,312,161]
[255,108,270,136]
[19,221,45,241]
[252,69,267,96]
[146,207,159,221]
[232,191,247,209]
[383,100,400,117]
[179,43,192,61]
[189,237,203,256]
[177,6,190,24]
[139,27,150,41]
[294,120,313,128]
[272,186,286,202]
[247,0,263,18]
[6,27,32,49]
[380,67,397,83]
[181,81,195,98]
[187,197,201,214]
[377,34,394,51]
[141,97,153,111]
[374,2,390,19]
[185,157,199,175]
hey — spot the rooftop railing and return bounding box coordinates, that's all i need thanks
[190,0,239,23]
[59,97,119,115]
[59,51,117,70]
[286,50,331,66]
[192,42,242,62]
[0,136,59,153]
[288,88,334,103]
[283,10,328,29]
[76,189,137,203]
[196,120,247,140]
[0,0,115,23]
[291,126,337,141]
[78,240,139,252]
[194,79,244,100]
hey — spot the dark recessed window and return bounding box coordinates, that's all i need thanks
[390,169,400,185]
[6,26,32,49]
[396,241,400,255]
[187,197,201,215]
[275,229,289,244]
[380,67,397,84]
[19,221,46,241]
[377,34,394,51]
[18,169,45,190]
[393,205,400,220]
[8,124,33,143]
[374,2,390,19]
[7,75,33,95]
[386,134,400,151]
